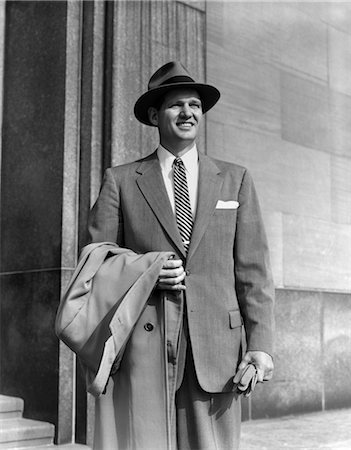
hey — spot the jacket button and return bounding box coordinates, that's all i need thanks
[185,270,191,276]
[144,323,154,332]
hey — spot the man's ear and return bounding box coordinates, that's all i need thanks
[148,107,158,126]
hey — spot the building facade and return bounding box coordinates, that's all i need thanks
[0,0,350,445]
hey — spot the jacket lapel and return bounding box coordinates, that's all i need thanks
[187,154,223,261]
[136,152,186,257]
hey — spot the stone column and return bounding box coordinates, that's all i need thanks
[0,0,68,437]
[108,0,206,169]
[0,0,105,444]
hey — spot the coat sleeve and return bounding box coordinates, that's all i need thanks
[88,168,124,245]
[234,169,275,356]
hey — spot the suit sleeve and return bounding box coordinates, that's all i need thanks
[234,169,275,356]
[88,168,124,245]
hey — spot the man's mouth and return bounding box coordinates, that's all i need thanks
[177,122,193,129]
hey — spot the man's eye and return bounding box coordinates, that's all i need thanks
[191,103,201,109]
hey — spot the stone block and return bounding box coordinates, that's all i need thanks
[207,2,281,65]
[278,5,328,82]
[0,270,60,427]
[296,3,351,35]
[281,72,351,157]
[206,119,225,155]
[209,2,329,81]
[207,46,281,137]
[328,89,351,158]
[329,27,351,96]
[323,293,351,409]
[331,155,351,225]
[281,72,330,154]
[252,289,323,418]
[283,215,351,292]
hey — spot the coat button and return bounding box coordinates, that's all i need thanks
[144,323,154,332]
[168,356,177,365]
[185,270,191,276]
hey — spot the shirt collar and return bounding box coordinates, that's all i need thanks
[157,143,198,174]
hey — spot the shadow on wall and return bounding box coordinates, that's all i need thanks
[324,335,351,409]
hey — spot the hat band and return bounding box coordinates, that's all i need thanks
[149,75,195,90]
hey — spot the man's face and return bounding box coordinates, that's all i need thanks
[149,88,203,153]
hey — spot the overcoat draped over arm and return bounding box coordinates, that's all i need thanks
[56,242,173,450]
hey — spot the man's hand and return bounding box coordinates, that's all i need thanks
[156,258,186,291]
[238,351,274,383]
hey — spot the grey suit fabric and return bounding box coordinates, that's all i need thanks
[88,150,274,394]
[175,343,241,450]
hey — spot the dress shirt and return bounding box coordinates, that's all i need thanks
[157,144,199,219]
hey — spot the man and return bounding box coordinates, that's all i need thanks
[88,61,274,450]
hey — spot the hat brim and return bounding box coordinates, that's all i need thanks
[134,82,220,126]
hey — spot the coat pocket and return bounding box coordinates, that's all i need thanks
[229,310,242,329]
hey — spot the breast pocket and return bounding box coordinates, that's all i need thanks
[208,209,237,248]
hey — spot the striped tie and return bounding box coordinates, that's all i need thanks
[173,157,193,253]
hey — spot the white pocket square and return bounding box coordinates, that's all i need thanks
[216,200,239,209]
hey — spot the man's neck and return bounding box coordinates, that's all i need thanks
[160,141,196,157]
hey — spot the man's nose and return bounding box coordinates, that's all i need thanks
[180,104,192,117]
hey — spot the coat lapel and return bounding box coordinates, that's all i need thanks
[187,154,223,261]
[136,152,186,257]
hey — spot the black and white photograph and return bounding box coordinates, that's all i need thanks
[0,1,350,449]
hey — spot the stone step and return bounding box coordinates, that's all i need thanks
[50,446,90,450]
[0,417,54,449]
[0,396,90,450]
[0,396,24,419]
[13,445,90,450]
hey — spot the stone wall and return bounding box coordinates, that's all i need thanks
[206,2,351,418]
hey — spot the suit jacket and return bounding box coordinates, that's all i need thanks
[88,150,275,393]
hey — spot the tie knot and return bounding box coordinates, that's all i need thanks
[173,157,184,168]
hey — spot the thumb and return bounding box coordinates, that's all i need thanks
[238,353,251,370]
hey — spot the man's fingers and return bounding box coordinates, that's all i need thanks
[237,361,248,371]
[157,258,186,291]
[159,272,185,285]
[237,355,251,371]
[156,282,186,291]
[258,368,274,383]
[256,368,265,383]
[238,351,274,383]
[162,259,183,269]
[263,369,274,381]
[159,266,185,278]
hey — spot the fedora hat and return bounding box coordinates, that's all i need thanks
[134,61,220,126]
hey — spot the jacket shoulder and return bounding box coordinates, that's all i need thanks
[106,152,156,177]
[207,155,249,179]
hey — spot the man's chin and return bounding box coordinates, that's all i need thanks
[175,129,197,140]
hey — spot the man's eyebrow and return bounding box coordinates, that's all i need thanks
[178,97,202,103]
[165,96,202,106]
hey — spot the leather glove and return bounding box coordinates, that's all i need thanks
[233,363,258,397]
